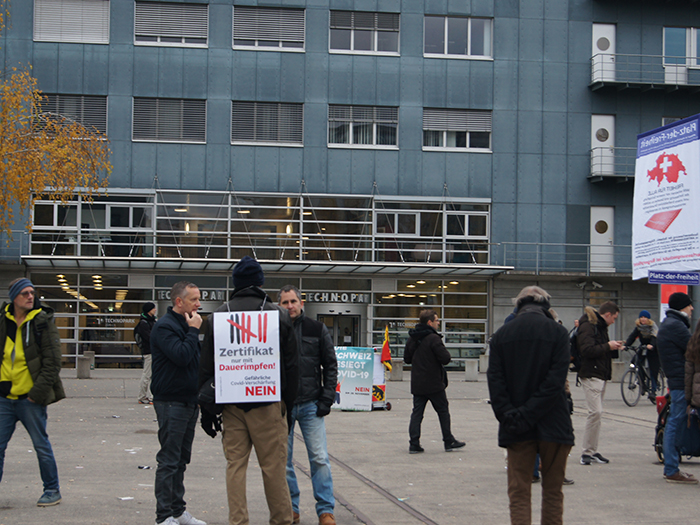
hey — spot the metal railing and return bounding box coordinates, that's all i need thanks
[590,147,637,179]
[0,231,29,264]
[591,53,700,87]
[495,242,632,275]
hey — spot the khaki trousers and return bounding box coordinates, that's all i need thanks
[507,441,571,525]
[221,403,292,525]
[580,377,606,456]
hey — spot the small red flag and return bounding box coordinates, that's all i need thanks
[381,325,392,371]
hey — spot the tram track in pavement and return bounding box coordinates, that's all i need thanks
[292,431,440,525]
[571,402,658,429]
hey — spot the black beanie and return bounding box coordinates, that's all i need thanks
[668,292,692,311]
[143,302,156,314]
[233,256,264,289]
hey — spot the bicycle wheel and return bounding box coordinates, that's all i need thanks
[621,368,642,407]
[655,427,664,463]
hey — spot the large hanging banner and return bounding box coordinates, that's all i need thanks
[213,310,280,403]
[633,115,700,280]
[333,347,374,411]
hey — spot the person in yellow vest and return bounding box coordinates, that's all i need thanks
[0,278,65,506]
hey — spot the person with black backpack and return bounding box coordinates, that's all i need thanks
[135,302,157,404]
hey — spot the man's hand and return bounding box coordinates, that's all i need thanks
[608,340,624,351]
[200,410,222,438]
[185,311,203,329]
[316,402,331,418]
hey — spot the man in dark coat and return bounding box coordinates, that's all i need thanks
[404,309,464,454]
[487,286,574,525]
[279,284,337,525]
[657,292,697,484]
[135,301,156,404]
[151,281,206,525]
[577,301,623,466]
[199,256,298,525]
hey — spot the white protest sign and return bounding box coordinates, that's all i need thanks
[332,347,374,412]
[633,115,700,280]
[213,310,280,403]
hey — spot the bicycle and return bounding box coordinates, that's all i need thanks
[620,345,666,407]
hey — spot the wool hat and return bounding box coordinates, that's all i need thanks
[9,278,34,302]
[639,310,651,319]
[143,302,156,314]
[232,256,264,289]
[668,292,692,311]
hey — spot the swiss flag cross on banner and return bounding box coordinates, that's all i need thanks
[647,152,687,185]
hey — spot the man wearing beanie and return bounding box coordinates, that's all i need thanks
[199,256,298,525]
[0,277,65,507]
[135,302,157,404]
[657,292,697,484]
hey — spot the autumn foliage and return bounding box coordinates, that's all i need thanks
[0,2,111,237]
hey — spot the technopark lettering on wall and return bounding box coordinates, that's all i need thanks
[304,292,370,303]
[632,114,700,280]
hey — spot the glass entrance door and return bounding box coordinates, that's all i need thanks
[317,315,360,347]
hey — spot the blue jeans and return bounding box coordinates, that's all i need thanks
[154,401,198,523]
[286,401,334,517]
[664,389,687,476]
[0,396,60,492]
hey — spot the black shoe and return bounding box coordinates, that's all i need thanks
[591,452,609,464]
[532,475,540,483]
[409,444,424,454]
[444,440,466,451]
[580,455,592,465]
[563,477,575,485]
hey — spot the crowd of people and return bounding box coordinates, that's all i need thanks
[2,269,699,525]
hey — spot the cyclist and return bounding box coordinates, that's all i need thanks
[625,310,660,400]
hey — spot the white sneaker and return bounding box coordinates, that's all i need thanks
[175,511,207,525]
[157,518,179,525]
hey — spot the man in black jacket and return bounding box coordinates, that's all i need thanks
[404,309,464,454]
[199,257,298,525]
[151,281,206,525]
[135,301,156,404]
[657,292,697,484]
[279,285,337,525]
[488,286,573,525]
[577,301,623,466]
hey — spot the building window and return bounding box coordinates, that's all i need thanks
[134,1,208,47]
[330,11,399,54]
[42,94,107,134]
[664,27,700,65]
[375,212,418,236]
[233,6,305,50]
[34,0,110,44]
[132,98,206,143]
[231,102,303,145]
[328,105,398,147]
[423,109,491,151]
[424,16,492,58]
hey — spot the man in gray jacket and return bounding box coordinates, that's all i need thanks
[279,285,338,525]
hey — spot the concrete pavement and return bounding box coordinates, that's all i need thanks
[0,368,695,525]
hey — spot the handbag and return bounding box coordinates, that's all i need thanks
[675,408,700,457]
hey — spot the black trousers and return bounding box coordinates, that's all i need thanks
[408,390,454,445]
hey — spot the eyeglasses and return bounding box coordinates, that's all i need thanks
[18,291,35,298]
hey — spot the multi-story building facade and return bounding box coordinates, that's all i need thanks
[1,0,699,367]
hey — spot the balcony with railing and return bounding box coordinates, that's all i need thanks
[493,242,632,275]
[590,53,700,92]
[589,146,637,182]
